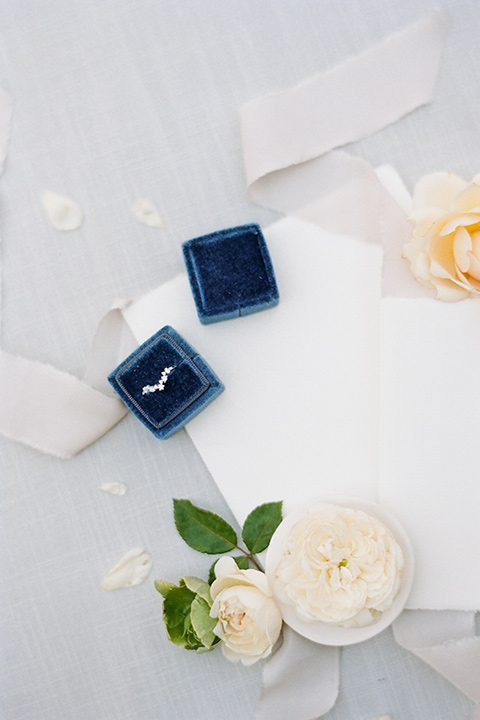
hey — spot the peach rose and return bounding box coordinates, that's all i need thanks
[404,171,480,301]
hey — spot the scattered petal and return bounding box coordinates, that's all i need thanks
[132,199,165,228]
[102,548,152,591]
[41,190,83,231]
[99,482,128,496]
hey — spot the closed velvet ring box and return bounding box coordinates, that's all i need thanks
[108,325,224,439]
[182,223,279,324]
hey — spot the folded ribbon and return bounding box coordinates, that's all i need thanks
[0,300,135,458]
[257,627,339,720]
[241,9,446,288]
[393,611,480,719]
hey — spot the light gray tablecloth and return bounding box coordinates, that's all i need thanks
[0,1,477,718]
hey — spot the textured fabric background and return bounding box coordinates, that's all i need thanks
[0,1,477,718]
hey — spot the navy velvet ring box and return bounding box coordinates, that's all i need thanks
[108,224,279,438]
[182,223,279,324]
[108,326,224,439]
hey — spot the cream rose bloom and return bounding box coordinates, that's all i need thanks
[273,504,404,627]
[404,171,480,301]
[210,556,282,665]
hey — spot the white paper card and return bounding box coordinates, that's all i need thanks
[123,216,382,523]
[379,297,480,610]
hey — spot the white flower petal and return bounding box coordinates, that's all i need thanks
[102,548,152,591]
[212,556,239,582]
[220,643,242,664]
[411,171,467,213]
[99,482,129,496]
[132,199,165,228]
[41,191,83,231]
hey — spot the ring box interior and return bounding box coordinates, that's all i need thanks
[108,325,224,439]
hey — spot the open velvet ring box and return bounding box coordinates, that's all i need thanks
[108,325,224,439]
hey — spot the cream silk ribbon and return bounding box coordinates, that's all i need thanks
[0,89,132,458]
[1,10,478,720]
[393,611,480,719]
[257,626,339,720]
[240,10,446,300]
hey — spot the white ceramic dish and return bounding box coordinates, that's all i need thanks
[265,496,414,646]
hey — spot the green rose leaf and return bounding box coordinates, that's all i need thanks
[208,555,250,585]
[242,501,283,554]
[173,499,237,554]
[234,555,250,570]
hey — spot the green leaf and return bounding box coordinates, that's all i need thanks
[190,596,220,649]
[208,560,218,586]
[242,501,283,554]
[154,578,176,598]
[235,555,250,570]
[208,555,250,585]
[173,499,237,554]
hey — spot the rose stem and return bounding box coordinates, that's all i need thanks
[234,546,263,571]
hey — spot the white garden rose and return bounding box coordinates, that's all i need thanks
[273,504,404,627]
[210,556,282,665]
[403,171,480,301]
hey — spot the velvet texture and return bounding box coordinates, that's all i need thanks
[108,325,224,439]
[182,223,279,324]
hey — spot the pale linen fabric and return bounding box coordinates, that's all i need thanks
[0,1,478,719]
